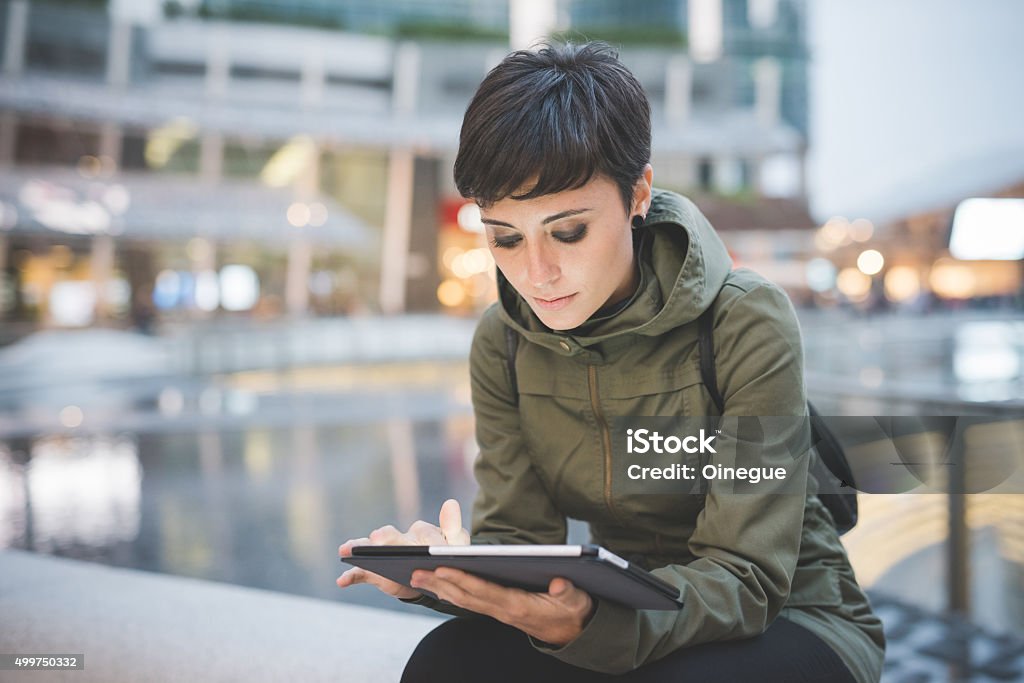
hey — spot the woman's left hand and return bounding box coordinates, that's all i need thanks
[410,568,596,647]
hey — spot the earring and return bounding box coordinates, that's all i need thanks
[631,214,645,229]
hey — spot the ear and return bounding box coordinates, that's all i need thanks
[631,163,654,216]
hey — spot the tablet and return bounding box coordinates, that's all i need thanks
[342,544,683,610]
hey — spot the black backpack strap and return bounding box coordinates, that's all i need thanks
[696,305,723,497]
[505,325,520,406]
[697,306,725,415]
[808,402,859,534]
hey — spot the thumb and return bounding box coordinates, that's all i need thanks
[549,578,572,597]
[438,499,470,545]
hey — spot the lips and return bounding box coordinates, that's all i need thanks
[532,293,577,311]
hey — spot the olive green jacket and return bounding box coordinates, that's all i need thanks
[404,189,885,681]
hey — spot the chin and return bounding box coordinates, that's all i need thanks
[532,307,588,331]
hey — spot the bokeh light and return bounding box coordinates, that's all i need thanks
[805,258,837,292]
[929,259,976,299]
[457,202,484,233]
[836,267,872,300]
[884,266,921,302]
[437,279,466,307]
[59,406,84,429]
[287,202,311,228]
[857,249,885,276]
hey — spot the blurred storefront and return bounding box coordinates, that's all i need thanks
[0,166,375,336]
[807,177,1024,313]
[434,197,496,315]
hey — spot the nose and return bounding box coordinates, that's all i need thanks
[525,240,560,289]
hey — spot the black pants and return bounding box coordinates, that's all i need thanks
[402,615,858,683]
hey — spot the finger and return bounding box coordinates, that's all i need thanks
[338,567,394,590]
[547,578,591,614]
[420,568,529,618]
[368,525,405,544]
[438,499,470,545]
[407,520,446,545]
[548,578,586,604]
[338,537,371,557]
[336,567,370,588]
[413,568,494,615]
[338,566,417,599]
[548,578,586,603]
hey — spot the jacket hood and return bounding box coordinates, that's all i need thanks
[496,188,733,351]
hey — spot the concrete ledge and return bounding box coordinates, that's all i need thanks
[0,550,443,682]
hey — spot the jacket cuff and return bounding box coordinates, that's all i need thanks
[527,598,637,671]
[398,593,436,606]
[398,592,480,619]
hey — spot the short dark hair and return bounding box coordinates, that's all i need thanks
[454,41,651,212]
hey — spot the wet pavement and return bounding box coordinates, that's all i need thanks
[0,384,482,614]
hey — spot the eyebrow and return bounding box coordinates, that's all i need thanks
[481,208,592,229]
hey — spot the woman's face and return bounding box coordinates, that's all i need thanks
[481,169,652,331]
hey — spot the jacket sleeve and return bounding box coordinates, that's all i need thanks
[531,282,812,674]
[467,307,569,546]
[399,306,567,618]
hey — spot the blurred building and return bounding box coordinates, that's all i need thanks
[0,0,810,333]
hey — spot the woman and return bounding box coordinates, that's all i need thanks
[337,42,884,682]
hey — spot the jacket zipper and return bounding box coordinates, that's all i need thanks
[588,364,625,527]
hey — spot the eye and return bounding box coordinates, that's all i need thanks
[490,235,522,249]
[553,224,588,243]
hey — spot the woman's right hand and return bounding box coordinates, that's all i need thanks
[336,498,471,601]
